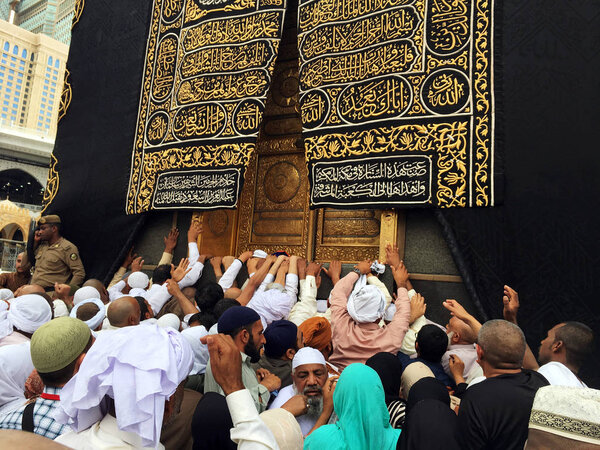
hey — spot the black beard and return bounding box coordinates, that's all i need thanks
[244,336,261,363]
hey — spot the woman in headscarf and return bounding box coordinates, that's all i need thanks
[191,392,236,450]
[397,377,459,450]
[366,352,406,429]
[304,363,400,450]
[260,408,304,450]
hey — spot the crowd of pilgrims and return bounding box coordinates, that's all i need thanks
[0,215,597,450]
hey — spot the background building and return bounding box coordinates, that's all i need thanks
[0,0,75,45]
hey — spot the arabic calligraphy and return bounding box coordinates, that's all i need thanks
[177,69,269,103]
[300,90,330,129]
[422,69,469,114]
[180,41,274,78]
[300,7,419,60]
[182,11,283,50]
[152,35,177,101]
[146,111,169,145]
[301,41,417,89]
[299,0,414,32]
[426,0,470,54]
[172,104,227,139]
[233,99,264,135]
[337,76,411,123]
[162,0,184,22]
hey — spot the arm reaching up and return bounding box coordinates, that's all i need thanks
[443,299,482,336]
[503,285,539,370]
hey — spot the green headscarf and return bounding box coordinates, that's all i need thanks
[304,363,401,450]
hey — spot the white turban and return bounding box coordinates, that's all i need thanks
[252,250,268,259]
[129,287,147,299]
[55,324,193,448]
[70,298,106,331]
[0,294,52,339]
[0,288,13,301]
[128,271,149,289]
[383,303,396,321]
[157,313,180,331]
[347,283,386,323]
[292,346,326,370]
[73,286,100,306]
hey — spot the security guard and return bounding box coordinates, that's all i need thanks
[29,215,85,290]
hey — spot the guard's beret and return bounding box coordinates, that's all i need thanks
[38,215,61,225]
[217,306,261,334]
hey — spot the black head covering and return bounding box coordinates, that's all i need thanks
[191,392,236,450]
[406,377,450,412]
[397,399,459,450]
[365,352,404,404]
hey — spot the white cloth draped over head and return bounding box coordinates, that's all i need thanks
[0,294,52,339]
[248,289,294,328]
[0,288,14,301]
[129,287,147,299]
[54,324,193,448]
[347,261,386,323]
[128,272,149,289]
[73,286,100,306]
[181,325,210,375]
[292,347,326,370]
[0,300,8,313]
[70,298,106,331]
[156,313,180,331]
[0,342,33,415]
[260,408,304,450]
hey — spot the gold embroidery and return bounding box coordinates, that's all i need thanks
[72,0,84,29]
[41,155,60,213]
[57,68,71,123]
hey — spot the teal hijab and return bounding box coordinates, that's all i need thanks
[304,363,401,450]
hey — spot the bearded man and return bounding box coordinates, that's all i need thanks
[269,347,329,436]
[204,306,281,412]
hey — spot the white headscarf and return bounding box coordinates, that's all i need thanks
[128,272,149,289]
[181,325,209,375]
[156,313,180,331]
[248,289,294,327]
[292,347,326,370]
[0,342,33,415]
[260,408,303,450]
[55,324,193,448]
[70,298,106,331]
[129,287,147,299]
[347,261,386,323]
[0,294,52,339]
[73,286,100,306]
[0,289,13,302]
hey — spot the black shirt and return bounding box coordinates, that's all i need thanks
[457,369,549,450]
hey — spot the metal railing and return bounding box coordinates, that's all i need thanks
[0,238,26,273]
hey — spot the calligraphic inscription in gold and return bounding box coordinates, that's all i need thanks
[298,0,495,208]
[127,0,285,213]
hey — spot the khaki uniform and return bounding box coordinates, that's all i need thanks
[31,237,85,288]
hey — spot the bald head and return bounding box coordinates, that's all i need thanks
[107,296,140,328]
[17,284,45,296]
[478,319,526,369]
[83,279,109,304]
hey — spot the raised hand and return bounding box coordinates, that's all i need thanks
[322,376,338,413]
[409,293,427,324]
[282,394,309,417]
[122,246,137,269]
[238,251,254,263]
[306,261,322,278]
[163,228,179,253]
[131,256,144,273]
[391,261,409,288]
[502,285,520,324]
[443,299,470,321]
[448,354,466,384]
[385,243,401,268]
[170,257,191,282]
[187,221,202,243]
[323,260,342,284]
[354,259,372,275]
[259,372,282,392]
[165,278,182,297]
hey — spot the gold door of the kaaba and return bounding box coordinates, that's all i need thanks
[197,5,400,262]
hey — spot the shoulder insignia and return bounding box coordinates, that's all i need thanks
[70,253,78,261]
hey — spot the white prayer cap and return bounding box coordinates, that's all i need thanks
[0,294,52,339]
[128,271,149,289]
[157,313,180,331]
[70,298,106,331]
[0,288,13,301]
[129,287,147,299]
[252,250,268,259]
[292,346,326,370]
[383,303,396,321]
[72,286,100,306]
[55,324,193,448]
[347,285,386,323]
[528,385,600,445]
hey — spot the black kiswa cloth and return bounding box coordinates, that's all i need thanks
[44,1,152,282]
[437,1,600,388]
